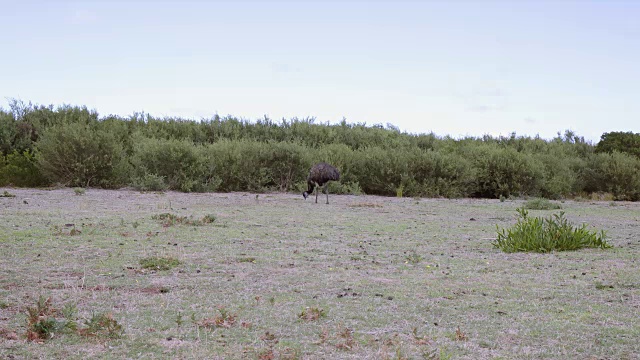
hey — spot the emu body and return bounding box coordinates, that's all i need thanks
[303,162,340,204]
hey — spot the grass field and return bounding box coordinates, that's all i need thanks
[1,188,639,359]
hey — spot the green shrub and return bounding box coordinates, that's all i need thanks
[467,145,544,198]
[536,153,582,199]
[522,198,562,210]
[581,152,640,200]
[205,140,308,192]
[80,312,124,339]
[493,208,611,253]
[25,296,76,341]
[130,136,209,192]
[406,150,476,198]
[0,150,48,187]
[139,256,181,271]
[131,173,169,192]
[36,123,128,188]
[595,131,640,158]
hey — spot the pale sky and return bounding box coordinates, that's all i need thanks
[1,1,639,142]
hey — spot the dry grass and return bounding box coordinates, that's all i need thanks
[1,188,639,359]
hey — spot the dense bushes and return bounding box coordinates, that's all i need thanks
[595,131,640,158]
[36,122,128,188]
[1,99,639,200]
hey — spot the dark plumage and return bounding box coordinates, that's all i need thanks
[303,162,340,204]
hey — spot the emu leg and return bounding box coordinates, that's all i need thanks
[324,183,329,204]
[315,184,319,203]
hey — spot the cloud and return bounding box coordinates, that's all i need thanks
[270,63,301,74]
[459,86,508,113]
[472,88,506,97]
[70,8,98,25]
[466,104,492,113]
[465,102,506,113]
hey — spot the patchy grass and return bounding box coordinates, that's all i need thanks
[348,202,383,208]
[1,189,639,359]
[151,212,216,226]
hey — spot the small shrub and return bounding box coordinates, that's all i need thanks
[298,307,325,321]
[493,208,611,253]
[25,296,76,341]
[201,214,216,224]
[0,190,16,197]
[404,250,423,264]
[131,173,169,192]
[36,122,128,188]
[522,198,562,210]
[139,256,181,271]
[196,307,237,329]
[73,187,86,196]
[0,150,48,187]
[79,312,123,339]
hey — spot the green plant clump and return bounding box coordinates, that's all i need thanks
[493,208,611,253]
[140,256,181,271]
[522,197,562,210]
[80,312,124,339]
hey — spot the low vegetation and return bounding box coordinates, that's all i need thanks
[151,213,216,226]
[25,296,123,342]
[0,190,15,197]
[139,256,181,271]
[521,197,563,210]
[493,208,611,253]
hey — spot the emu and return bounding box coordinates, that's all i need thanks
[303,162,340,204]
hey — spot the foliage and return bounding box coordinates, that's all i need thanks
[595,131,640,158]
[493,208,611,253]
[36,122,129,188]
[581,152,640,201]
[1,99,639,200]
[130,173,169,192]
[25,296,76,341]
[80,312,124,339]
[0,150,48,187]
[521,198,562,210]
[467,144,543,198]
[130,136,211,192]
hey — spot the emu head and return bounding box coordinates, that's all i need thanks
[302,191,309,200]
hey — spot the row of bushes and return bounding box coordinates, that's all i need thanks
[1,101,639,200]
[2,125,640,200]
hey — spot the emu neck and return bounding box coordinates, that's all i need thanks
[306,181,316,194]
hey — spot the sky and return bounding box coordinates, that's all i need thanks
[1,1,638,142]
